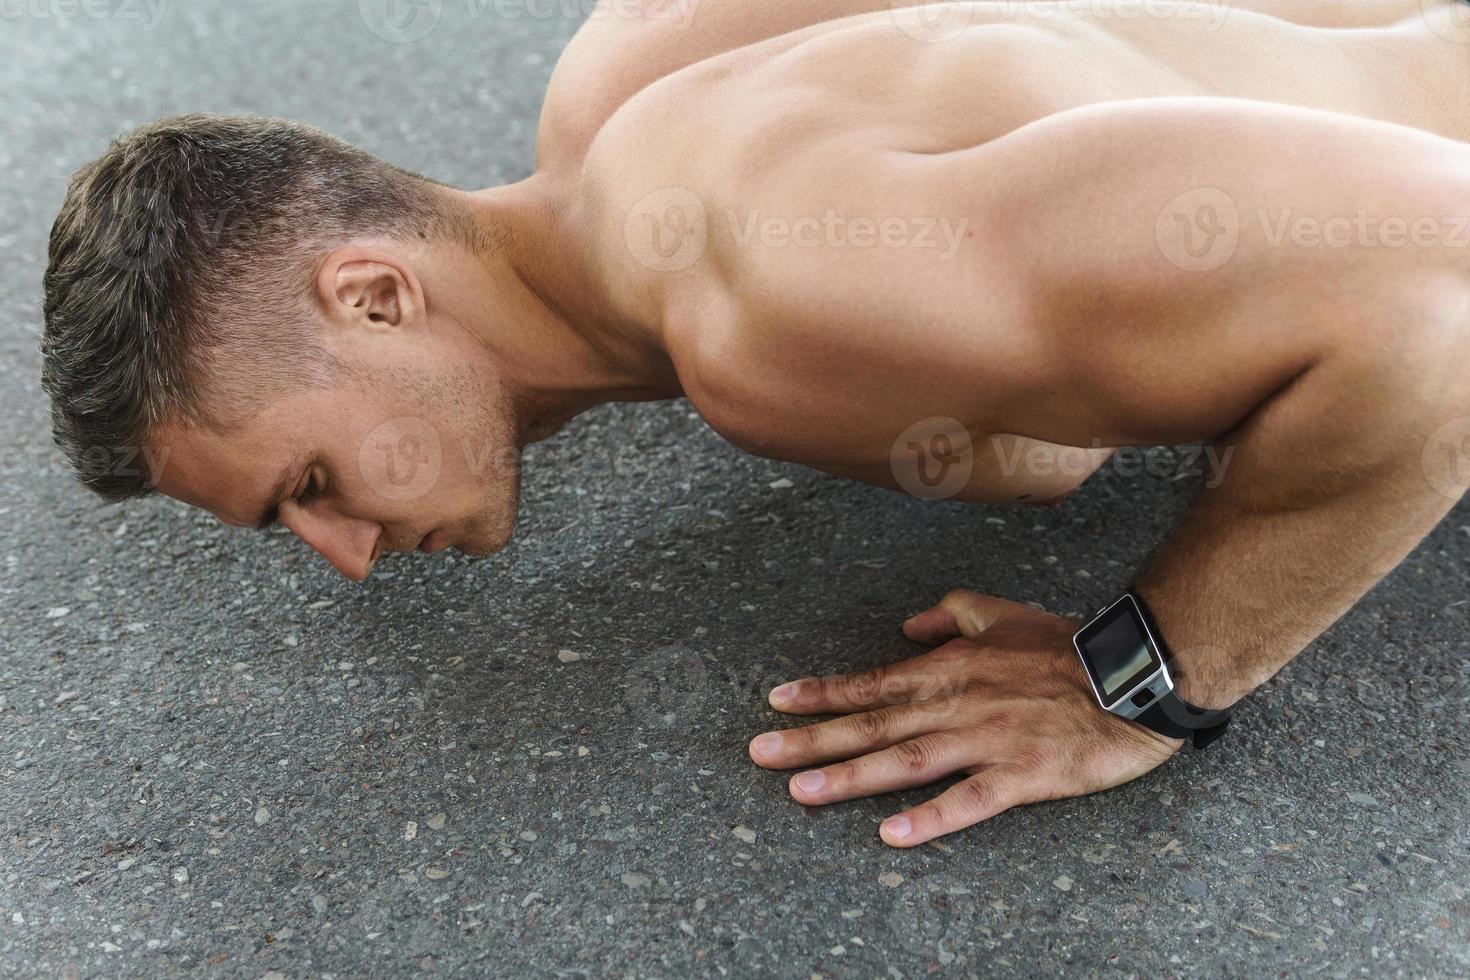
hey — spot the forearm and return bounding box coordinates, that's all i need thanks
[944,99,1470,708]
[1135,344,1470,709]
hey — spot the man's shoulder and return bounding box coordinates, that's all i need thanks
[536,0,892,170]
[536,3,715,169]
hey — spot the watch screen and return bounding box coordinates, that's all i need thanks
[1091,616,1153,697]
[1075,596,1163,707]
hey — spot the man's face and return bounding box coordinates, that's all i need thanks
[151,359,522,580]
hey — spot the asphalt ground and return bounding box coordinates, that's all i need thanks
[1,1,1467,976]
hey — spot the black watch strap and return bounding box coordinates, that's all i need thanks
[1136,693,1232,748]
[1126,589,1234,750]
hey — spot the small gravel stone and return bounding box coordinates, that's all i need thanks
[311,895,329,914]
[768,478,794,490]
[1347,792,1380,808]
[878,871,903,888]
[254,807,272,826]
[425,867,449,880]
[621,872,651,888]
[557,650,582,663]
[45,607,70,619]
[732,826,756,844]
[1053,876,1074,892]
[404,821,418,841]
[426,812,446,830]
[116,857,137,871]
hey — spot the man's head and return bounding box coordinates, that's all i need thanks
[42,114,524,578]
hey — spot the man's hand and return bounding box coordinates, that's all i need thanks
[748,590,1181,847]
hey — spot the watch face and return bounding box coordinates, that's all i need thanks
[1074,596,1164,708]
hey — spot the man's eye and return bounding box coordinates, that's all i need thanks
[298,473,323,505]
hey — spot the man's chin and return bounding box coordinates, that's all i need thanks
[453,526,513,559]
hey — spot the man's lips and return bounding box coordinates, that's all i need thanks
[418,528,452,555]
[369,529,450,562]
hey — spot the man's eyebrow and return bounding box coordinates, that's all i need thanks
[254,467,295,531]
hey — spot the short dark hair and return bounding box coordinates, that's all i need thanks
[42,113,456,501]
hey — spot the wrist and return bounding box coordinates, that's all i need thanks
[1169,655,1244,712]
[1127,587,1245,711]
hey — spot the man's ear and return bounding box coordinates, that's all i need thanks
[314,246,424,332]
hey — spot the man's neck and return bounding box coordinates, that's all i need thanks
[450,175,684,447]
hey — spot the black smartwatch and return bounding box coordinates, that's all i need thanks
[1071,590,1232,749]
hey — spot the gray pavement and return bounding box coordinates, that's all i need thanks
[2,2,1468,976]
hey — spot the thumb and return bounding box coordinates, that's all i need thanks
[903,589,1038,644]
[902,604,963,645]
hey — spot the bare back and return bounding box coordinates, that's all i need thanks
[567,2,1470,503]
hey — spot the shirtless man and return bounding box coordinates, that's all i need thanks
[41,0,1470,846]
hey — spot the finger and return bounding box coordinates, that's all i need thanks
[878,766,1031,848]
[768,651,962,716]
[785,733,975,806]
[749,699,964,770]
[901,589,1037,645]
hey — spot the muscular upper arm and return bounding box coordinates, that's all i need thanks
[731,98,1470,449]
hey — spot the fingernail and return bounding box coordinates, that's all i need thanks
[882,815,912,841]
[769,682,800,705]
[750,733,782,757]
[793,770,826,795]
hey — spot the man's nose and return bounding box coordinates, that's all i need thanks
[278,501,383,581]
